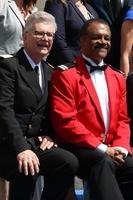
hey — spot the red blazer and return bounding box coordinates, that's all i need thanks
[50,56,131,152]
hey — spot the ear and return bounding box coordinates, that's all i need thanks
[23,31,28,42]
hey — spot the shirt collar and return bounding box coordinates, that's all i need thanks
[23,49,41,70]
[82,54,104,67]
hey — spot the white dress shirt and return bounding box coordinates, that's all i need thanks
[82,54,128,156]
[24,49,44,93]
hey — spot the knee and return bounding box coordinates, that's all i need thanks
[62,150,79,176]
[98,155,114,170]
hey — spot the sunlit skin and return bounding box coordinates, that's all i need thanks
[80,21,111,64]
[23,21,55,64]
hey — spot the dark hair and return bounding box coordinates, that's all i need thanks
[80,18,110,38]
[45,0,85,6]
[23,0,37,8]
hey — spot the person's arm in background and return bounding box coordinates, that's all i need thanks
[120,20,133,77]
[120,8,133,77]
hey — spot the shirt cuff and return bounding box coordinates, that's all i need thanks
[97,143,108,153]
[114,147,128,158]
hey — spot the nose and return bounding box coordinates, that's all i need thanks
[99,36,107,44]
[41,33,49,41]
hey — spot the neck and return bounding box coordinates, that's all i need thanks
[82,54,103,65]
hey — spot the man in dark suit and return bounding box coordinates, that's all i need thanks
[88,0,133,73]
[0,11,78,200]
[50,18,133,200]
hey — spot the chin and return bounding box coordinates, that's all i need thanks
[40,49,49,56]
[98,52,108,59]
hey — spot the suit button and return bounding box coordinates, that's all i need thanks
[28,124,32,129]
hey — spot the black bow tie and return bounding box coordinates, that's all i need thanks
[84,59,107,73]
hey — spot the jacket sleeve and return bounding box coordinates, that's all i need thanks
[0,59,31,154]
[110,74,131,151]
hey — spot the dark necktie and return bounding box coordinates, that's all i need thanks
[34,65,40,87]
[84,60,107,73]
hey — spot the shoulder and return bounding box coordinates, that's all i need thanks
[0,56,18,77]
[52,62,76,77]
[45,0,65,10]
[43,60,55,70]
[42,60,54,76]
[0,55,16,65]
[85,2,99,18]
[51,62,77,88]
[57,62,76,71]
[108,65,125,75]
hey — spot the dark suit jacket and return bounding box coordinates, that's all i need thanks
[0,48,53,179]
[88,0,133,68]
[88,0,133,25]
[45,0,99,66]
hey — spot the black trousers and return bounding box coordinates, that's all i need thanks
[7,147,78,200]
[63,145,133,200]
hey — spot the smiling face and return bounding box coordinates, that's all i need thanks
[80,21,111,64]
[23,21,55,63]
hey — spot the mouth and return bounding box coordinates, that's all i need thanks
[98,48,108,52]
[94,44,110,52]
[95,46,110,54]
[37,43,49,48]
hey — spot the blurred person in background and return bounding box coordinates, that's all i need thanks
[44,0,99,67]
[0,0,37,57]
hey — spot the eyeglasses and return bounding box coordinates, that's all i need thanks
[33,31,55,40]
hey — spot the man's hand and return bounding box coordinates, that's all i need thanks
[113,153,125,166]
[37,135,57,151]
[105,147,116,158]
[105,147,125,166]
[17,150,40,176]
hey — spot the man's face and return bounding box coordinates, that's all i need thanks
[80,22,111,63]
[23,21,55,63]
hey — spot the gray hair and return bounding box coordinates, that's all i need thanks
[24,11,57,33]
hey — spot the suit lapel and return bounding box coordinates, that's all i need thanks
[105,67,116,127]
[17,49,42,101]
[70,0,88,21]
[76,57,105,125]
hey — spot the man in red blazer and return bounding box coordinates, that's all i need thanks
[50,18,133,200]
